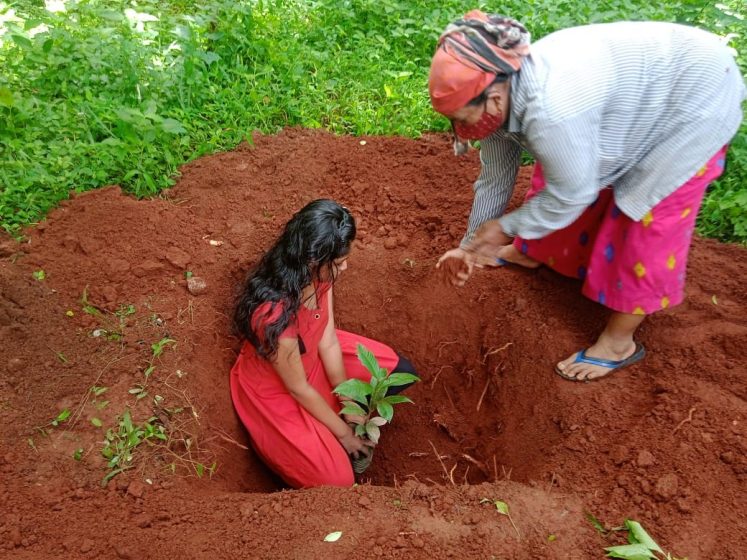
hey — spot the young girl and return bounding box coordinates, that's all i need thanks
[230,199,416,488]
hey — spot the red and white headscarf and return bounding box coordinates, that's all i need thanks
[429,11,531,115]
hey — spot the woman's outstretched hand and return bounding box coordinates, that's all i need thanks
[437,247,481,287]
[337,429,374,459]
[436,242,507,287]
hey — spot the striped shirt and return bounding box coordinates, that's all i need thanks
[463,21,746,244]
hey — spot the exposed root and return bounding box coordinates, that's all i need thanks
[673,406,697,434]
[476,377,491,412]
[436,339,458,358]
[429,364,453,389]
[482,342,513,364]
[429,440,456,486]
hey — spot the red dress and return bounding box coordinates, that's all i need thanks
[230,286,399,488]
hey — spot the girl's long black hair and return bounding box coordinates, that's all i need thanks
[233,199,356,359]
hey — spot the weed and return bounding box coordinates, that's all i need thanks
[151,337,176,358]
[605,519,687,560]
[100,409,167,485]
[32,270,45,281]
[34,408,71,435]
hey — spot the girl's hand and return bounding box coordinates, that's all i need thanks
[343,412,367,426]
[337,429,374,459]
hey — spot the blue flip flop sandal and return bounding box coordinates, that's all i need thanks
[555,343,646,382]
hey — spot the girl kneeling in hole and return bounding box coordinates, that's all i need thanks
[230,199,417,488]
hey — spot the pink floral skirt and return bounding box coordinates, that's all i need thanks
[515,147,727,315]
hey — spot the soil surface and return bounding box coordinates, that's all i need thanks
[1,128,745,559]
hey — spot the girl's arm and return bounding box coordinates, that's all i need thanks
[272,336,368,457]
[318,289,346,388]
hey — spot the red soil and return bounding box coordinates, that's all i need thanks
[1,128,745,559]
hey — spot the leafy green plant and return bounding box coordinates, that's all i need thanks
[34,408,71,435]
[333,344,419,444]
[100,409,167,485]
[32,270,45,281]
[151,337,176,358]
[1,0,743,242]
[606,520,687,560]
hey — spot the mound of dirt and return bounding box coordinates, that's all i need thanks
[1,128,745,559]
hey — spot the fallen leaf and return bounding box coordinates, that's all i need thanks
[324,531,342,542]
[495,500,509,515]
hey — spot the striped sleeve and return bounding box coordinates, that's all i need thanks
[499,108,601,239]
[461,132,521,248]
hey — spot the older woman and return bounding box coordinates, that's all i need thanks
[430,11,745,381]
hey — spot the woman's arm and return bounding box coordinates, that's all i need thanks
[272,336,368,456]
[461,133,522,248]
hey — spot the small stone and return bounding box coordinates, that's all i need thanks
[80,539,94,553]
[412,537,425,549]
[7,358,22,372]
[720,451,735,464]
[134,514,152,528]
[164,246,191,269]
[114,546,133,559]
[127,480,145,499]
[384,237,398,250]
[610,445,630,466]
[397,234,408,247]
[9,527,22,547]
[357,496,371,507]
[654,473,679,501]
[637,450,655,467]
[132,261,164,278]
[186,276,208,295]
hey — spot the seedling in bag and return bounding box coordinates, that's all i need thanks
[333,344,419,473]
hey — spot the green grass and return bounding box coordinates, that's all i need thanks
[1,0,745,240]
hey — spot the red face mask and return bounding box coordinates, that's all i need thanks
[452,106,503,140]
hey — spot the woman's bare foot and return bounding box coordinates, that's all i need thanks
[496,244,541,269]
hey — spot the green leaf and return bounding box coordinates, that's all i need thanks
[495,500,509,515]
[73,448,83,461]
[385,372,420,387]
[383,395,413,405]
[605,543,657,560]
[161,118,187,134]
[376,401,393,422]
[339,401,366,417]
[369,416,387,427]
[11,34,33,49]
[625,520,663,553]
[586,512,608,534]
[90,418,103,427]
[32,270,46,281]
[55,409,71,423]
[333,378,372,405]
[354,424,366,437]
[356,344,380,378]
[0,87,14,108]
[365,422,381,444]
[324,531,342,542]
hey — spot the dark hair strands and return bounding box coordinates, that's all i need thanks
[233,199,356,359]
